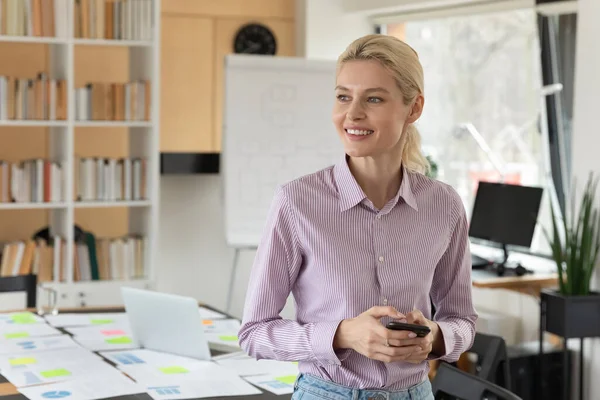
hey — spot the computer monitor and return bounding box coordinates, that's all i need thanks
[469,181,543,262]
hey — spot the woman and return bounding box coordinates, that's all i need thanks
[238,34,478,400]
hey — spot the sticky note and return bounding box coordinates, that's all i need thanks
[101,329,126,336]
[9,357,37,366]
[105,336,133,344]
[91,319,114,325]
[202,320,213,325]
[218,335,238,342]
[4,332,29,339]
[40,368,71,378]
[275,375,297,385]
[10,313,37,324]
[159,366,189,374]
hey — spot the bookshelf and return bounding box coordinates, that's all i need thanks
[0,0,160,309]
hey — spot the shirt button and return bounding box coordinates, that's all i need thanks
[378,256,384,262]
[376,215,381,219]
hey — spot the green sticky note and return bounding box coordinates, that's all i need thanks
[275,375,297,385]
[159,366,189,374]
[218,335,238,342]
[91,319,114,325]
[40,368,71,378]
[10,313,37,324]
[9,357,37,366]
[4,332,29,339]
[105,336,133,344]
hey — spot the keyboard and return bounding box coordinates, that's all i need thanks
[471,254,491,268]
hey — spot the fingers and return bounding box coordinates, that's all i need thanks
[406,309,425,325]
[370,344,422,363]
[386,337,428,347]
[366,306,405,320]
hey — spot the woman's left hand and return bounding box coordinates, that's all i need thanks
[387,310,442,364]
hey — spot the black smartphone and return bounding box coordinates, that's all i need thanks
[386,321,431,337]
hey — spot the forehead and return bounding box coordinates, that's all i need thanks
[335,59,396,90]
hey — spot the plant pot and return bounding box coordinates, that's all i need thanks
[541,289,600,338]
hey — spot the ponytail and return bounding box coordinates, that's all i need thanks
[402,124,430,175]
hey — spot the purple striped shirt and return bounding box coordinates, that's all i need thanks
[239,157,478,390]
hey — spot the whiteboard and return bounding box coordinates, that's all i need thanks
[222,54,343,248]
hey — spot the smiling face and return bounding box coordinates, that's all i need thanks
[332,59,423,159]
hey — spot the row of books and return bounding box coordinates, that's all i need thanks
[76,157,147,202]
[0,233,146,282]
[0,0,68,38]
[75,0,153,41]
[0,74,68,121]
[0,159,64,203]
[74,81,151,121]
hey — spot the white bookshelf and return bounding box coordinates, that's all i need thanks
[0,0,161,309]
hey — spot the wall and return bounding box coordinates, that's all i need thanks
[571,0,600,397]
[156,0,373,319]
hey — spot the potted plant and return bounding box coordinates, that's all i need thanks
[426,155,438,179]
[541,172,600,339]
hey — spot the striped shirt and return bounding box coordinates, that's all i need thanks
[238,156,478,390]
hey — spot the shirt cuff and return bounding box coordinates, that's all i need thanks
[311,321,351,366]
[427,321,456,361]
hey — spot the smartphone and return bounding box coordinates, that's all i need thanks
[386,321,431,337]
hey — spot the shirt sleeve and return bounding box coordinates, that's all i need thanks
[429,189,478,363]
[238,186,349,366]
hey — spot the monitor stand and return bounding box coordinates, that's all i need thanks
[494,244,511,276]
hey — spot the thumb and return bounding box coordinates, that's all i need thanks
[366,306,405,320]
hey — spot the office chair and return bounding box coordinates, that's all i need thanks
[0,274,37,308]
[432,363,522,400]
[469,332,512,390]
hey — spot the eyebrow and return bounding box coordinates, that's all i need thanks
[335,85,390,94]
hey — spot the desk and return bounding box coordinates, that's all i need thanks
[0,306,282,400]
[471,269,558,297]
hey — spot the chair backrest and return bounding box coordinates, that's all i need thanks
[432,363,522,400]
[468,332,511,390]
[0,275,37,308]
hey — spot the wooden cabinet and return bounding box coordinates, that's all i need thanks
[160,16,215,152]
[159,0,295,153]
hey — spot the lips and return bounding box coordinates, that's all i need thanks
[345,128,374,136]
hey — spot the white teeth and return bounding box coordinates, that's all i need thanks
[346,129,373,136]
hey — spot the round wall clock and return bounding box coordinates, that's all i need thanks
[233,23,277,55]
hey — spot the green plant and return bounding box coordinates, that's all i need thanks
[544,173,600,295]
[426,155,438,179]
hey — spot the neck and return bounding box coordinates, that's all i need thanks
[348,152,404,210]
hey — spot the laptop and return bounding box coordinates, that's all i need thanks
[121,287,212,360]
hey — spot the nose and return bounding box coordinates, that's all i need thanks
[347,100,366,121]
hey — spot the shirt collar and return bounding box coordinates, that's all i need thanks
[333,156,419,212]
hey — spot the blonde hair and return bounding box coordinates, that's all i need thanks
[337,34,430,175]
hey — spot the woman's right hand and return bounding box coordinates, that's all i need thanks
[333,306,425,363]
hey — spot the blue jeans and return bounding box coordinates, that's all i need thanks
[292,374,435,400]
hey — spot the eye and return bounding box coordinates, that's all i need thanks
[367,97,383,103]
[336,94,350,102]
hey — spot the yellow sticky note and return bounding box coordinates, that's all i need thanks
[40,368,71,378]
[9,357,37,366]
[159,366,189,374]
[105,336,133,344]
[4,332,29,339]
[91,319,114,325]
[275,375,297,385]
[218,335,238,342]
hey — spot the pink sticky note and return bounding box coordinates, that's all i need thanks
[101,330,127,336]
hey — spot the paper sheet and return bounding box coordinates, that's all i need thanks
[0,323,61,339]
[0,335,81,355]
[18,370,145,400]
[213,351,299,377]
[118,361,238,385]
[44,313,130,328]
[0,312,45,325]
[198,307,226,320]
[64,324,133,339]
[99,349,211,370]
[201,318,240,334]
[73,335,139,352]
[244,373,298,395]
[0,348,120,387]
[143,374,262,399]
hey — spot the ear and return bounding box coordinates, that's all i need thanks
[407,94,424,123]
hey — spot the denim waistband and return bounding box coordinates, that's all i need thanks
[295,373,433,400]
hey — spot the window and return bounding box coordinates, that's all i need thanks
[382,8,575,255]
